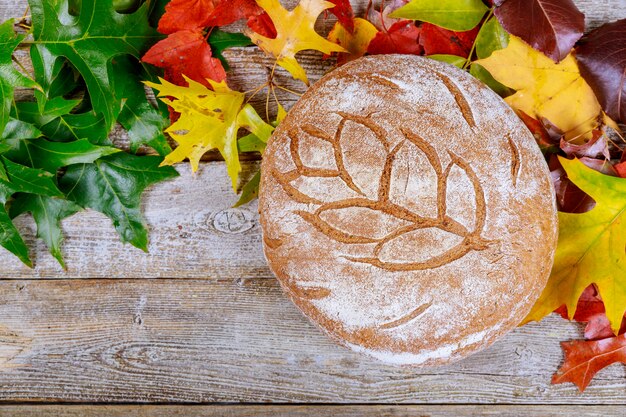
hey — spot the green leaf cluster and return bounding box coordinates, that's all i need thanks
[0,0,178,268]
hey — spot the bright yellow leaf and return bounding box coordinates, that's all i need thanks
[523,157,626,334]
[327,18,378,64]
[475,36,602,140]
[248,0,346,84]
[145,76,273,190]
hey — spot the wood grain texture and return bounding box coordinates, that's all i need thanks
[0,0,626,407]
[1,405,626,417]
[0,279,625,403]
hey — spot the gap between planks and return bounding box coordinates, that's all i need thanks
[1,404,626,417]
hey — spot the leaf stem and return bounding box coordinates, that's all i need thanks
[463,7,494,70]
[274,84,303,97]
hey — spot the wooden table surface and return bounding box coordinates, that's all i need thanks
[1,0,626,416]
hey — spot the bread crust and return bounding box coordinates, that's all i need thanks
[259,55,558,366]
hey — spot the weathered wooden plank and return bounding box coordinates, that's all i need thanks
[1,405,626,417]
[0,279,625,403]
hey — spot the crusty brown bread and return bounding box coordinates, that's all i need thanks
[259,55,558,366]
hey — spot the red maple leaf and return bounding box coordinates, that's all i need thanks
[419,23,479,57]
[367,20,422,55]
[158,0,276,38]
[142,29,226,87]
[552,334,626,391]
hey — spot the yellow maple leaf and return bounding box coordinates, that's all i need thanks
[523,157,626,334]
[145,77,273,190]
[327,18,378,64]
[475,36,602,140]
[248,0,346,84]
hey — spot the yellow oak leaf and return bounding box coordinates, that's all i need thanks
[327,17,378,65]
[248,0,346,84]
[475,36,602,140]
[145,76,273,190]
[523,157,626,334]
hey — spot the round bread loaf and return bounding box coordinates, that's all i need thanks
[259,55,558,366]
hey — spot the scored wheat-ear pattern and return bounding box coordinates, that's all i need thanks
[272,97,495,264]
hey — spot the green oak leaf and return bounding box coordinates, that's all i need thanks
[0,183,31,267]
[209,29,253,70]
[28,0,162,129]
[0,19,40,136]
[390,0,488,31]
[0,157,66,267]
[113,56,172,156]
[475,16,509,59]
[10,194,81,269]
[14,99,110,145]
[6,137,120,173]
[0,157,63,198]
[1,118,43,141]
[427,54,465,68]
[14,97,80,128]
[59,152,178,251]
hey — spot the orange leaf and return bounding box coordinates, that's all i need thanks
[553,334,626,391]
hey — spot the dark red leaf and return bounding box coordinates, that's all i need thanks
[367,20,422,55]
[553,334,626,391]
[494,0,584,62]
[576,19,626,123]
[420,23,479,57]
[327,0,355,33]
[142,29,226,87]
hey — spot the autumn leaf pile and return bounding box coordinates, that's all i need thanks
[2,0,626,392]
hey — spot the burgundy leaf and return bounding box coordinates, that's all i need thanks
[576,19,626,123]
[494,0,584,62]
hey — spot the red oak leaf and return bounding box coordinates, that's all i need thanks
[367,20,422,55]
[327,0,355,33]
[158,0,276,38]
[493,0,584,62]
[553,334,626,391]
[576,19,626,123]
[420,23,479,57]
[142,29,226,87]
